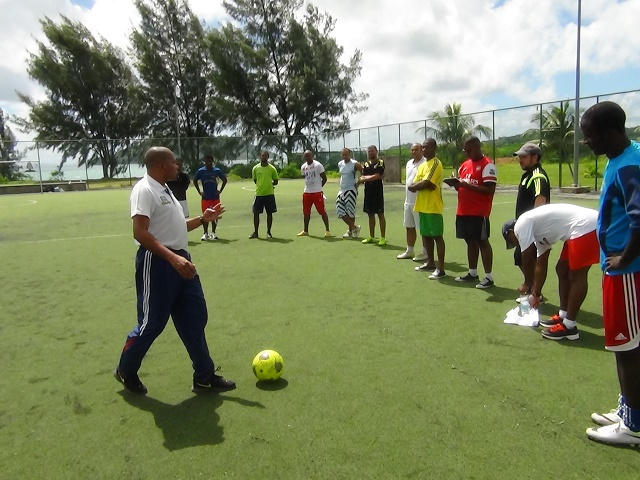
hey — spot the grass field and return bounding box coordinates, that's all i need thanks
[1,179,637,480]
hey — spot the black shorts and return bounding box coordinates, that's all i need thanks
[363,189,384,214]
[455,215,490,241]
[252,195,277,214]
[513,245,523,266]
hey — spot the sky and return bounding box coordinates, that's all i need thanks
[2,0,640,143]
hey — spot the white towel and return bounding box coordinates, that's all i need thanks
[503,306,539,327]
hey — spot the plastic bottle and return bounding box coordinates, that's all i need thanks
[519,295,531,316]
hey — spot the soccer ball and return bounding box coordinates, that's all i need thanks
[252,350,284,381]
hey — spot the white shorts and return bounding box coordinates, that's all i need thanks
[403,204,419,228]
[179,200,189,218]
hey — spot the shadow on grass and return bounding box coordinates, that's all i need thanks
[257,237,294,244]
[189,238,238,246]
[479,285,519,303]
[305,235,343,243]
[540,328,605,352]
[375,242,404,251]
[255,378,289,391]
[118,392,265,451]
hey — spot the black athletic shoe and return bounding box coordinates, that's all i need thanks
[475,277,494,289]
[267,232,273,239]
[114,369,148,395]
[249,232,259,239]
[455,273,479,282]
[192,370,236,394]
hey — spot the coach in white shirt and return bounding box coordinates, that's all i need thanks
[503,203,599,341]
[397,143,428,261]
[114,146,235,395]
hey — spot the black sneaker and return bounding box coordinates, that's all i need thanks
[455,273,479,282]
[475,277,494,289]
[114,369,148,395]
[267,232,273,239]
[249,232,258,239]
[192,371,236,394]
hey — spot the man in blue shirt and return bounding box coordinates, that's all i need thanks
[193,154,227,241]
[581,101,640,446]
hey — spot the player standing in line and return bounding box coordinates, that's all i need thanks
[193,154,227,241]
[298,149,331,237]
[502,203,599,340]
[447,136,497,288]
[397,143,428,260]
[408,138,446,279]
[512,142,551,303]
[357,145,387,246]
[249,151,279,239]
[580,101,640,446]
[336,148,363,238]
[166,157,190,218]
[114,146,235,395]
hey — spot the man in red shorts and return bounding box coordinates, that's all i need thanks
[580,101,640,446]
[502,203,599,340]
[298,149,331,237]
[193,154,227,240]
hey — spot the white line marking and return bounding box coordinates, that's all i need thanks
[0,200,38,208]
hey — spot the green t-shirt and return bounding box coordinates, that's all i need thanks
[252,163,279,196]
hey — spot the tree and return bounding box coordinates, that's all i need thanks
[131,0,218,174]
[418,103,492,167]
[0,109,25,181]
[527,101,576,185]
[17,17,147,178]
[208,0,367,156]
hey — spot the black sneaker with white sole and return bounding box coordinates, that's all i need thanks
[455,273,479,282]
[192,371,236,394]
[114,369,148,395]
[475,277,494,289]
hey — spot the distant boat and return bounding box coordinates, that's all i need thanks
[26,162,35,172]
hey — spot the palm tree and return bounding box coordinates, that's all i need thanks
[527,101,576,185]
[417,102,492,167]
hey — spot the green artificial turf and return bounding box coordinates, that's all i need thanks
[0,180,637,480]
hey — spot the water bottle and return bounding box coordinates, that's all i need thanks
[519,295,531,316]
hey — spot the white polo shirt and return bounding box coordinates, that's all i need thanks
[514,203,598,257]
[130,174,188,250]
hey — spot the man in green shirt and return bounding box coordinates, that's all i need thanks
[250,151,279,239]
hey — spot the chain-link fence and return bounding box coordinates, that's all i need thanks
[3,89,639,190]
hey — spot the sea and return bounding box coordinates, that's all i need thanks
[21,162,146,181]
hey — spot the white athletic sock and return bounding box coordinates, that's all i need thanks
[484,272,493,281]
[563,318,577,329]
[406,246,414,254]
[559,310,567,319]
[469,269,478,277]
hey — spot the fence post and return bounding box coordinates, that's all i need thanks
[36,141,43,194]
[398,123,401,166]
[491,110,496,161]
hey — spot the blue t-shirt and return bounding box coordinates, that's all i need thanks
[598,141,640,274]
[193,166,226,200]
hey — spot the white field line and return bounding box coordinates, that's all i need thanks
[0,200,38,208]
